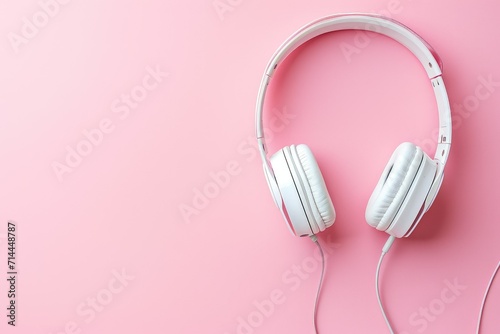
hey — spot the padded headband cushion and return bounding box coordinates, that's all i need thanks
[366,143,423,231]
[295,144,336,227]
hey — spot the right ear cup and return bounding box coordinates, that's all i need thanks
[365,142,437,238]
[270,144,335,237]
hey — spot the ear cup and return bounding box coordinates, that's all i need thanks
[365,142,437,237]
[293,145,336,229]
[270,144,335,236]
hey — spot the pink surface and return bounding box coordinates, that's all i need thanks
[0,0,499,333]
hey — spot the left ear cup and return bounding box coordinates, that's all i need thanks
[293,145,336,228]
[365,142,437,237]
[270,144,335,237]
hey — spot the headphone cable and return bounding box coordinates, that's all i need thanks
[376,235,396,334]
[476,260,500,333]
[310,235,326,334]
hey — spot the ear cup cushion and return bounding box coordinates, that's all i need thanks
[294,145,336,228]
[366,143,423,231]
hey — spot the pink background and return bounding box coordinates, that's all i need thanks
[1,0,499,333]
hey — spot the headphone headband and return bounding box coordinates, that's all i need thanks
[256,14,451,169]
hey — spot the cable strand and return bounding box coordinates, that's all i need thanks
[376,235,396,334]
[476,260,500,334]
[310,235,326,334]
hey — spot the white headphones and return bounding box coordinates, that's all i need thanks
[255,14,452,238]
